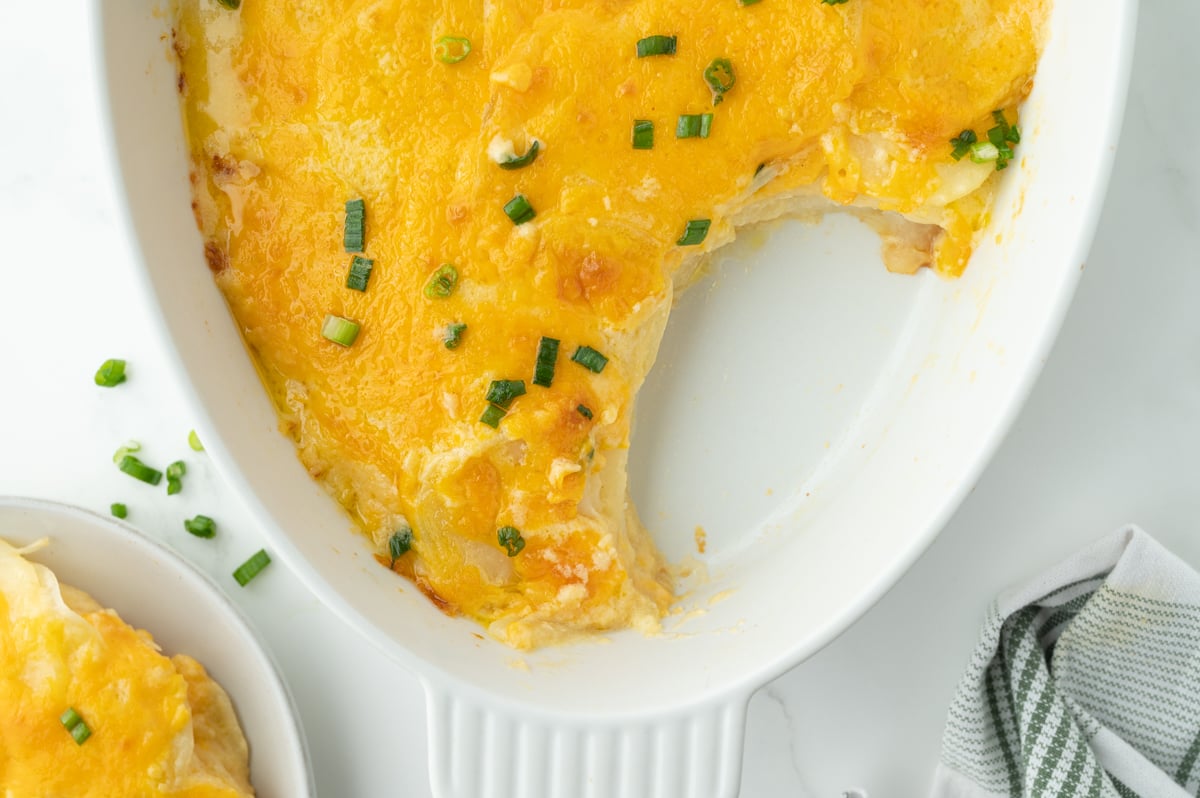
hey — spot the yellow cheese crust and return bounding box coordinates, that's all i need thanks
[176,0,1045,647]
[0,539,253,797]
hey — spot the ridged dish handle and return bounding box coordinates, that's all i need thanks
[423,681,750,798]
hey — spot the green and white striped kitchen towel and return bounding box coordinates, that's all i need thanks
[934,526,1200,798]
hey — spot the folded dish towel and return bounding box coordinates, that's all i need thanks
[932,526,1200,798]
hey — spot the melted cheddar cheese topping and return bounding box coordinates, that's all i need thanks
[0,538,253,796]
[176,0,1045,647]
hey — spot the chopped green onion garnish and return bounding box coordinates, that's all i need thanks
[118,455,162,486]
[821,0,850,5]
[703,58,736,104]
[188,430,204,451]
[94,358,127,388]
[636,35,677,58]
[346,255,374,292]
[70,721,93,745]
[632,120,654,150]
[532,337,560,387]
[497,525,526,557]
[434,35,472,64]
[950,129,977,161]
[498,140,541,171]
[444,322,467,349]
[969,141,1000,163]
[571,345,608,373]
[166,461,186,480]
[344,199,365,253]
[217,0,240,8]
[184,514,216,539]
[233,549,271,586]
[112,440,141,464]
[167,479,182,496]
[985,110,1020,170]
[388,528,413,567]
[486,379,527,408]
[991,109,1021,143]
[480,404,507,428]
[424,264,459,299]
[676,113,713,139]
[740,0,763,5]
[503,194,536,225]
[677,219,711,246]
[110,503,127,519]
[321,314,361,347]
[60,707,92,745]
[577,404,594,420]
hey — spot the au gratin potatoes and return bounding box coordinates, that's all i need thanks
[176,0,1045,647]
[0,538,253,796]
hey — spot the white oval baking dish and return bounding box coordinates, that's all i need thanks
[0,497,313,797]
[92,2,1136,795]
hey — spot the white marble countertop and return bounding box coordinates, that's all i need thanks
[1,2,1196,795]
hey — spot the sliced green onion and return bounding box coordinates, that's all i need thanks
[571,345,608,373]
[321,314,361,347]
[577,404,594,420]
[486,379,527,408]
[991,109,1021,143]
[344,198,365,253]
[110,503,127,519]
[188,430,204,452]
[233,549,271,586]
[166,461,184,495]
[217,0,240,8]
[821,0,850,5]
[498,140,540,170]
[740,0,763,5]
[60,708,92,745]
[636,35,677,58]
[480,404,507,428]
[632,120,654,150]
[424,263,459,299]
[532,337,560,387]
[986,110,1019,171]
[676,113,713,139]
[388,528,413,567]
[703,58,735,104]
[112,440,141,464]
[94,358,127,388]
[434,35,472,64]
[497,525,526,557]
[677,219,711,246]
[70,721,93,745]
[950,129,977,161]
[118,455,162,486]
[969,141,1000,163]
[346,255,374,292]
[503,194,536,225]
[444,323,467,349]
[184,514,216,539]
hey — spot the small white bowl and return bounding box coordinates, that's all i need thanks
[0,497,313,798]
